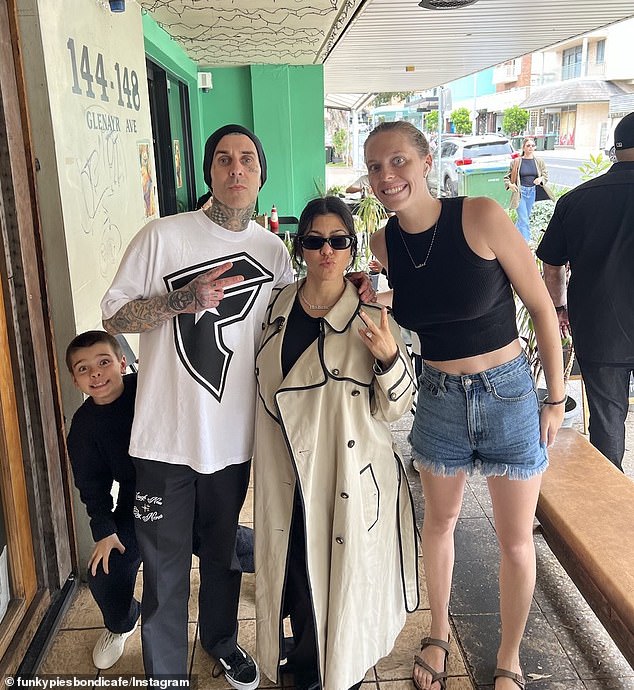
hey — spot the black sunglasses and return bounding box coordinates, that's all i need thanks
[298,235,356,251]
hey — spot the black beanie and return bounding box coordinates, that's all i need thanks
[203,124,267,191]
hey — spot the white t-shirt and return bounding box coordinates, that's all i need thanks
[101,210,294,473]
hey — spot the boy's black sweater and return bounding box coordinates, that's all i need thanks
[67,373,137,542]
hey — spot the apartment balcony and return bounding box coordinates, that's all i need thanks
[493,63,521,84]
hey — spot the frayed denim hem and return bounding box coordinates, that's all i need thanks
[410,447,549,480]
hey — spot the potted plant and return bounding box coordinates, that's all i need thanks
[517,301,578,426]
[352,194,388,276]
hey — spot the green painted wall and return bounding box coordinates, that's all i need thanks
[199,65,324,217]
[288,66,325,212]
[251,65,324,219]
[199,67,254,136]
[142,15,325,218]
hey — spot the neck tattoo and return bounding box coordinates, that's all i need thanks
[205,200,255,232]
[398,219,438,269]
[299,287,336,311]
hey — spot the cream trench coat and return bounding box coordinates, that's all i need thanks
[254,280,419,689]
[504,155,555,209]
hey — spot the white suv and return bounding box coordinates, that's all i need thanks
[428,134,518,197]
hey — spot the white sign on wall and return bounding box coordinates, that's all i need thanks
[37,0,157,332]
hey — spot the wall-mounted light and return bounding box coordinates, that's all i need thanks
[198,72,213,93]
[108,0,125,12]
[418,0,478,9]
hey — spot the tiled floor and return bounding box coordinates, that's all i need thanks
[39,461,473,688]
[40,398,634,688]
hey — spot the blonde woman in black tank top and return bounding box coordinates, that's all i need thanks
[365,121,565,690]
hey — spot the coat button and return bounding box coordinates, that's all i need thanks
[333,368,340,375]
[390,392,397,400]
[255,367,259,375]
[336,536,344,544]
[347,440,355,448]
[340,492,349,499]
[351,390,360,397]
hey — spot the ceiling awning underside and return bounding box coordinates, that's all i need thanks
[139,0,634,94]
[324,92,377,110]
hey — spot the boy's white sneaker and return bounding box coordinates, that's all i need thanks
[92,622,138,669]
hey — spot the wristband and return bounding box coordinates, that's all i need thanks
[543,396,567,406]
[555,305,567,313]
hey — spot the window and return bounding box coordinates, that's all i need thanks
[596,39,605,65]
[463,142,513,157]
[562,45,582,80]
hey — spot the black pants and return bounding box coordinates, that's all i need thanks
[579,362,633,471]
[283,492,362,690]
[134,458,250,677]
[87,519,141,634]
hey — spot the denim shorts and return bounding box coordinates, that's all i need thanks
[409,353,548,479]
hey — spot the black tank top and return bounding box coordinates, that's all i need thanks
[519,158,538,187]
[386,197,518,360]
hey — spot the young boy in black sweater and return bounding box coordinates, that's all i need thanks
[66,331,140,670]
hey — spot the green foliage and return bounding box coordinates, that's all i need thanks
[332,128,348,157]
[450,107,471,135]
[502,106,529,136]
[353,195,388,271]
[326,184,345,197]
[578,152,612,181]
[373,91,415,107]
[424,110,439,132]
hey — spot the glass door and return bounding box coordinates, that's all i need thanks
[0,273,37,659]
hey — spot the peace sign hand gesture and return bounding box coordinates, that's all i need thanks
[358,308,398,369]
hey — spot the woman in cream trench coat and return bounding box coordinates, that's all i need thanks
[253,199,419,690]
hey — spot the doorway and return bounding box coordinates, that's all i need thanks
[146,59,196,215]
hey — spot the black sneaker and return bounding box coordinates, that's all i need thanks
[213,644,260,690]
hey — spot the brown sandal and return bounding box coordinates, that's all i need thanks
[413,636,450,690]
[493,668,526,689]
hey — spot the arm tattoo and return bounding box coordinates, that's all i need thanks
[205,199,256,232]
[103,287,195,334]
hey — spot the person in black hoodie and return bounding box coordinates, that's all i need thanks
[66,330,140,671]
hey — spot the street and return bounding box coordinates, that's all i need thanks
[540,154,588,189]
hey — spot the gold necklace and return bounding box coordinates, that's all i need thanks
[299,287,335,311]
[398,220,438,269]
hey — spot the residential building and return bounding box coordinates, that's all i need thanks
[521,18,634,149]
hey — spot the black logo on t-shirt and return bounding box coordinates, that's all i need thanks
[164,253,273,401]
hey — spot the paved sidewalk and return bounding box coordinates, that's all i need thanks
[394,387,634,689]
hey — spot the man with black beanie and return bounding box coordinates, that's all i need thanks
[538,111,634,471]
[101,124,293,688]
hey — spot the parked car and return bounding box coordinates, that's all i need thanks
[428,134,519,197]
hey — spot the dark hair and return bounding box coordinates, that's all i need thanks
[292,196,357,269]
[195,191,212,210]
[364,121,430,159]
[65,330,123,373]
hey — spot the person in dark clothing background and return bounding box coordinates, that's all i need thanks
[538,111,634,471]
